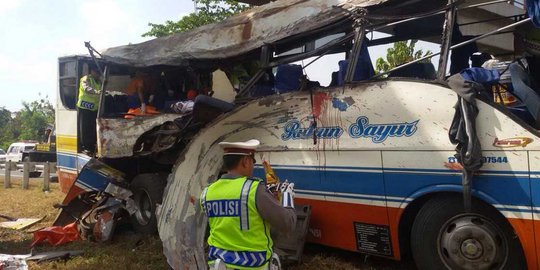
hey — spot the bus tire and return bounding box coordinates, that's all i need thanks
[411,196,525,270]
[130,174,165,234]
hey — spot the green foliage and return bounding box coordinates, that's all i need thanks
[18,96,55,141]
[143,0,249,38]
[0,95,54,150]
[375,40,432,73]
[0,108,10,129]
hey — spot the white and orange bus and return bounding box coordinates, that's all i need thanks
[55,0,540,269]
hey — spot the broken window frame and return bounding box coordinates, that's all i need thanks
[236,0,529,98]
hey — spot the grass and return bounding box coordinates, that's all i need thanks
[0,178,413,269]
[293,245,415,270]
[0,180,168,270]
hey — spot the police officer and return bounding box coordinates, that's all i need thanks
[201,139,296,270]
[77,66,101,153]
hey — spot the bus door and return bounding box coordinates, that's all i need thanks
[57,57,94,192]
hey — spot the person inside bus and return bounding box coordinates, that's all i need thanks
[450,26,479,75]
[126,71,149,113]
[150,71,180,110]
[77,65,101,153]
[508,21,540,123]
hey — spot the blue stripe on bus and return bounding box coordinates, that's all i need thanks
[57,153,90,172]
[257,164,533,176]
[57,153,77,170]
[253,166,532,209]
[77,167,109,191]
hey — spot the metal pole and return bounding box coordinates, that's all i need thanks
[345,27,366,83]
[450,17,530,48]
[437,0,457,80]
[97,65,109,118]
[373,18,531,79]
[4,161,11,188]
[43,162,50,192]
[371,0,509,32]
[268,32,354,67]
[465,0,511,9]
[458,13,526,27]
[22,162,29,189]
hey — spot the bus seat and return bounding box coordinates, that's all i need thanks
[251,71,276,97]
[388,62,437,80]
[103,94,129,116]
[275,64,303,93]
[337,59,376,85]
[337,40,375,86]
[193,95,234,123]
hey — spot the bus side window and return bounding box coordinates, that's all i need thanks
[59,61,78,110]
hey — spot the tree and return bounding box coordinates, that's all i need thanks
[375,40,432,73]
[0,107,10,129]
[143,0,249,38]
[17,96,55,141]
[0,108,13,150]
[0,96,55,150]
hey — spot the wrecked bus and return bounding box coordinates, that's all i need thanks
[54,0,540,269]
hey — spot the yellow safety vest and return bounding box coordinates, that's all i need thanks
[77,75,101,111]
[201,176,273,269]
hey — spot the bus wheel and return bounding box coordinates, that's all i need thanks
[130,174,165,234]
[411,196,525,270]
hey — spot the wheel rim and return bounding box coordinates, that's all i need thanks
[134,190,153,226]
[438,214,508,270]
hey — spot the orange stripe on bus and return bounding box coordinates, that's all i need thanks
[58,170,77,195]
[297,197,539,269]
[511,218,538,270]
[296,198,397,258]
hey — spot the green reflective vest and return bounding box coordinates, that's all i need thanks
[201,176,272,269]
[77,75,101,111]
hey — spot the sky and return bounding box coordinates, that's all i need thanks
[0,0,192,111]
[0,0,439,111]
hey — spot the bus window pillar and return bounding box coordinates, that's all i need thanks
[437,0,457,80]
[345,8,368,84]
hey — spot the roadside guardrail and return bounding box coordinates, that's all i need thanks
[1,161,57,191]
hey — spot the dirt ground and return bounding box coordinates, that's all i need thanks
[0,179,414,269]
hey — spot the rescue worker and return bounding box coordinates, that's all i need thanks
[77,65,101,153]
[201,139,296,270]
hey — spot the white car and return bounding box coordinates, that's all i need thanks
[0,148,5,163]
[5,142,36,163]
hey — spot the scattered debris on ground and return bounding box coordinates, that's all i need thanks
[0,253,29,270]
[26,250,83,263]
[0,215,44,231]
[0,179,412,269]
[31,223,79,247]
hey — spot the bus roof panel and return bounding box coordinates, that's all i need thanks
[102,0,389,67]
